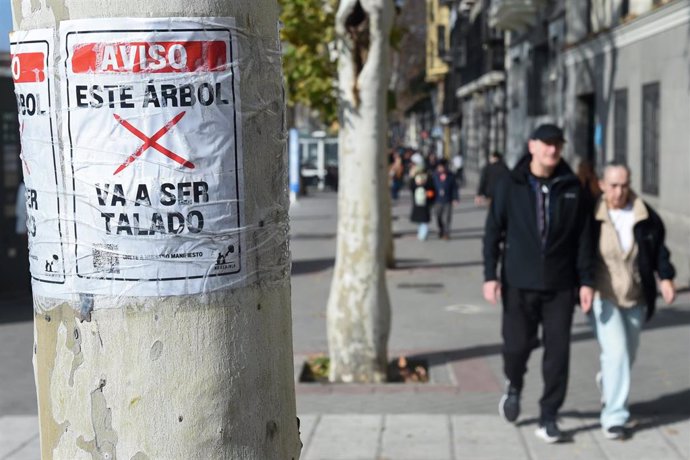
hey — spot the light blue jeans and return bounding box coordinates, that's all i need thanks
[589,297,643,429]
[417,223,429,241]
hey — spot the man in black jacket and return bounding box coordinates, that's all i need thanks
[482,124,594,443]
[475,151,509,206]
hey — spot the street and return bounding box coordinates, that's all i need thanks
[2,187,689,459]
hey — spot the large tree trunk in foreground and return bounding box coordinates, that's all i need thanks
[326,0,393,383]
[12,1,301,458]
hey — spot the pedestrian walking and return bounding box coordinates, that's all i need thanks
[409,168,435,240]
[576,158,602,208]
[389,151,404,201]
[432,159,459,240]
[587,162,676,440]
[475,151,509,206]
[482,123,594,443]
[452,153,464,188]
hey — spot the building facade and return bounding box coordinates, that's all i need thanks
[562,0,690,284]
[453,0,507,174]
[425,0,451,157]
[490,0,690,284]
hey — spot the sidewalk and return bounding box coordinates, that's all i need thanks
[2,188,689,459]
[289,189,690,460]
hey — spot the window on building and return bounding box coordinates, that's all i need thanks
[586,0,593,34]
[527,45,548,116]
[437,25,446,58]
[613,89,628,164]
[510,57,520,108]
[641,82,660,195]
[576,93,596,165]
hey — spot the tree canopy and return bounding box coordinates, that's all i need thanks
[279,0,338,125]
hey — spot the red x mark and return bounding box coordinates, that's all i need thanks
[113,111,195,175]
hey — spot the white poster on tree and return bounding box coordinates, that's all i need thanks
[60,17,245,296]
[10,28,68,296]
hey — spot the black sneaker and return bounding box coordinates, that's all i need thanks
[603,425,628,440]
[498,384,520,423]
[535,420,565,443]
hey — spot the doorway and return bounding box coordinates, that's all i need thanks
[575,93,595,165]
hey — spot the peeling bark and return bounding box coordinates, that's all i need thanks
[18,1,300,458]
[327,0,394,383]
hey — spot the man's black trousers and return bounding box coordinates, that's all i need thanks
[435,202,453,237]
[501,286,575,423]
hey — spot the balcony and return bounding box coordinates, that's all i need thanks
[488,0,548,31]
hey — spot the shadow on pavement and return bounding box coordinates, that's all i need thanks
[290,256,485,274]
[452,206,487,215]
[290,232,336,241]
[392,259,484,270]
[557,389,690,436]
[394,230,483,241]
[407,307,690,366]
[291,258,335,275]
[630,388,690,417]
[450,226,487,233]
[408,344,503,365]
[643,306,690,330]
[290,214,335,222]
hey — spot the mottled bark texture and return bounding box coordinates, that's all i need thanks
[13,1,301,458]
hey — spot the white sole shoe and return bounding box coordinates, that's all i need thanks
[535,426,563,444]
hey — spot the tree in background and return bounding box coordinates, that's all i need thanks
[389,0,430,126]
[279,0,339,125]
[326,0,394,383]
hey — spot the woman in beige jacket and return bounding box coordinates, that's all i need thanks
[586,163,676,440]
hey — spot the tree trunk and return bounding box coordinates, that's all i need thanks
[12,1,301,458]
[383,186,396,268]
[326,0,393,383]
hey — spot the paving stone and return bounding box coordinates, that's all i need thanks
[452,415,529,460]
[593,418,686,460]
[449,358,501,393]
[303,414,382,460]
[5,434,40,460]
[659,418,690,459]
[0,416,39,459]
[519,416,604,460]
[379,414,451,460]
[298,414,319,456]
[3,189,690,460]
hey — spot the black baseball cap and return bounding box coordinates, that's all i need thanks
[530,124,565,144]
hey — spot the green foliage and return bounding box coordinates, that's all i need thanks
[309,354,330,379]
[279,0,338,125]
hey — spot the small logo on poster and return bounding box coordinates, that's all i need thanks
[45,254,59,272]
[215,245,235,267]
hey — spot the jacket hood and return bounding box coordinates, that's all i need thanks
[511,154,576,184]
